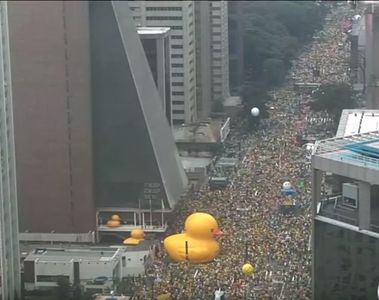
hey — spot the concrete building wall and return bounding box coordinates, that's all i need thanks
[228,1,245,94]
[314,220,379,299]
[0,2,21,298]
[90,1,187,211]
[128,1,197,125]
[210,1,230,104]
[195,1,212,120]
[8,1,96,233]
[195,1,230,119]
[365,4,379,109]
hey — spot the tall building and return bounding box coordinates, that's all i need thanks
[209,1,230,106]
[0,2,21,299]
[91,1,187,237]
[8,1,96,238]
[228,1,245,94]
[365,3,379,108]
[128,1,197,125]
[7,1,187,242]
[195,1,231,119]
[312,131,379,299]
[138,27,172,126]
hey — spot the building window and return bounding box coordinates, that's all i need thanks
[172,63,184,68]
[173,110,185,114]
[172,73,184,77]
[37,275,70,283]
[173,91,184,96]
[173,100,184,105]
[172,82,184,86]
[146,7,182,11]
[171,35,183,40]
[146,16,182,21]
[173,119,184,125]
[171,54,183,58]
[172,45,183,49]
[171,26,183,30]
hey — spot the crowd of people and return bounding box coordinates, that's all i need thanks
[128,3,359,300]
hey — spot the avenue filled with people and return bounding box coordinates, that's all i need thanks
[127,3,359,299]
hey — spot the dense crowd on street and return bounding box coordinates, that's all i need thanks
[127,3,360,299]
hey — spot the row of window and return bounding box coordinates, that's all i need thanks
[146,16,182,21]
[146,7,182,11]
[173,100,184,105]
[173,110,184,114]
[172,63,184,68]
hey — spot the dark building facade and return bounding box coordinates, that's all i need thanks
[312,132,379,300]
[7,1,186,239]
[138,28,172,126]
[8,1,96,234]
[314,220,379,300]
[228,1,245,94]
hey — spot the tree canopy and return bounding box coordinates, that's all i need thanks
[243,1,328,86]
[311,82,357,123]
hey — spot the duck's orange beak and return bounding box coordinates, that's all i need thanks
[213,228,223,237]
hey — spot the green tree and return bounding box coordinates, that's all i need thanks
[243,1,328,87]
[263,58,285,86]
[312,83,357,123]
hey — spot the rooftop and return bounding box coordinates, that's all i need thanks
[313,131,379,184]
[181,156,212,170]
[336,109,379,137]
[25,247,120,262]
[173,122,221,143]
[137,27,170,36]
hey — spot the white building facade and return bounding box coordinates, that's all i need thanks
[128,1,197,125]
[195,1,230,119]
[209,1,230,105]
[0,2,21,299]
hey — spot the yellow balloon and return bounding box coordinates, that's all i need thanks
[242,263,254,275]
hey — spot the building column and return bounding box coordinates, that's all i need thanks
[312,168,322,217]
[358,181,371,230]
[311,168,322,300]
[156,37,165,112]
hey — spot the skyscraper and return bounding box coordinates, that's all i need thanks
[228,1,245,94]
[128,1,197,125]
[7,1,187,241]
[8,1,96,237]
[195,1,231,119]
[91,1,187,236]
[0,2,21,298]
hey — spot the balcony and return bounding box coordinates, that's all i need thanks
[317,195,379,233]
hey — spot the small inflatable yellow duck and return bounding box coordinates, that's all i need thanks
[164,212,223,263]
[107,214,121,227]
[123,228,145,245]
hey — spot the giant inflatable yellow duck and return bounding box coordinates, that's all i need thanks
[164,212,223,263]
